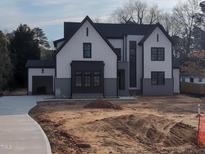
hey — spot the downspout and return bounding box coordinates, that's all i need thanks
[142,44,144,95]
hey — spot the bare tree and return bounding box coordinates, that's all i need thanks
[173,0,202,54]
[146,5,161,24]
[133,0,147,24]
[110,0,147,24]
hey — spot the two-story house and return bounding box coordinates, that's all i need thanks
[26,16,180,98]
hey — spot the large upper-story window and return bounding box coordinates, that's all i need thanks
[151,47,165,61]
[83,43,92,58]
[129,41,137,87]
[151,72,165,85]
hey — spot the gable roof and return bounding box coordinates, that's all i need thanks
[64,22,156,39]
[26,59,55,68]
[138,23,172,45]
[56,16,117,56]
[53,38,64,48]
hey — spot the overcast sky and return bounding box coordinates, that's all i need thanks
[0,0,187,41]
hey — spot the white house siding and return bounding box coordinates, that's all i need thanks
[108,39,123,61]
[28,68,55,93]
[56,20,117,98]
[143,27,172,79]
[173,69,180,93]
[126,35,144,90]
[181,76,205,84]
[143,27,173,95]
[56,20,117,79]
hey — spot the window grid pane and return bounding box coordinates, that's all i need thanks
[151,72,165,85]
[75,72,82,87]
[84,72,91,87]
[83,43,91,58]
[151,48,165,61]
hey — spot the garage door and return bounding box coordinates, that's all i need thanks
[32,76,53,95]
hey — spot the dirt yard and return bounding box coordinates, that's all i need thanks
[29,95,205,154]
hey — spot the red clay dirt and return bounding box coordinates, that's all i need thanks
[29,95,205,154]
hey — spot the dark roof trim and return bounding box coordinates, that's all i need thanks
[53,38,65,48]
[55,16,117,56]
[107,36,124,39]
[138,23,172,46]
[26,60,55,68]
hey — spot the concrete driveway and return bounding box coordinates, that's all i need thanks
[0,96,52,154]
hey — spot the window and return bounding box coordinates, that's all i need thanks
[75,72,82,87]
[182,77,185,82]
[93,72,100,87]
[41,68,44,74]
[83,43,91,58]
[190,77,194,83]
[84,72,91,87]
[118,70,125,90]
[129,41,137,87]
[199,78,202,82]
[115,48,121,61]
[151,47,165,61]
[157,34,159,42]
[86,27,89,36]
[151,72,165,85]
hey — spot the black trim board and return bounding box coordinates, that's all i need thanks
[55,16,117,56]
[138,23,173,46]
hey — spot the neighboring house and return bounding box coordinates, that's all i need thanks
[26,16,180,98]
[181,75,205,84]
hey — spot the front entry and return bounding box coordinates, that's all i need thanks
[71,61,104,97]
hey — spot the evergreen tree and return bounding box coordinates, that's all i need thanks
[0,31,13,91]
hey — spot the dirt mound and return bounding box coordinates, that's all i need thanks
[84,100,122,110]
[83,114,198,153]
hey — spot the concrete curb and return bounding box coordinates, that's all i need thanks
[27,114,52,154]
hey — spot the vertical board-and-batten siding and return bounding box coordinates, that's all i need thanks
[56,20,117,79]
[143,27,172,79]
[28,68,55,93]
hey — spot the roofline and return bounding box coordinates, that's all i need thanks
[53,38,65,47]
[138,23,173,46]
[56,16,117,56]
[26,66,55,68]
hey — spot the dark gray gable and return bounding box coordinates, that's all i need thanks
[64,22,156,39]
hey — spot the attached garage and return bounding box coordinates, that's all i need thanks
[26,60,55,95]
[32,76,53,95]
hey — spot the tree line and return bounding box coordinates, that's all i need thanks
[0,25,52,92]
[110,0,205,62]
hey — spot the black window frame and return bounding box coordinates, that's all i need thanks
[151,72,165,85]
[84,72,91,88]
[190,77,194,83]
[93,72,101,87]
[75,72,82,88]
[83,43,92,58]
[129,41,137,87]
[151,47,165,61]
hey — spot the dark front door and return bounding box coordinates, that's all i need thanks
[71,61,104,94]
[32,76,53,95]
